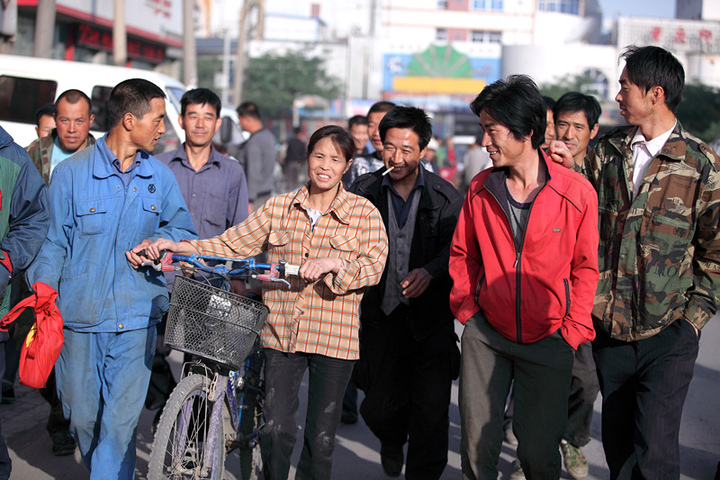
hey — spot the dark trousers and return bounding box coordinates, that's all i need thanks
[357,306,457,480]
[565,342,599,447]
[0,331,11,480]
[593,319,699,480]
[459,312,574,480]
[259,348,355,480]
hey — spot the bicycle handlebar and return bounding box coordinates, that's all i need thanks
[138,249,299,287]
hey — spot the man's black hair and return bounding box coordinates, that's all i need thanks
[56,89,92,115]
[470,75,546,150]
[35,103,56,127]
[621,45,685,114]
[181,88,221,117]
[378,106,433,151]
[348,115,368,129]
[542,96,556,110]
[237,101,261,120]
[553,92,602,128]
[367,101,396,117]
[107,78,166,128]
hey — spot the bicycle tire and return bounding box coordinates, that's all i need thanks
[148,373,226,480]
[239,352,264,480]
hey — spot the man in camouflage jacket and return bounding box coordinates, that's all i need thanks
[583,46,720,479]
[25,89,96,185]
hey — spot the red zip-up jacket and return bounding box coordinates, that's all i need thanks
[449,150,599,350]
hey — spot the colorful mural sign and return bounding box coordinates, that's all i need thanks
[383,44,501,102]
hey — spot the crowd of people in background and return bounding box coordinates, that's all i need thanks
[0,43,719,480]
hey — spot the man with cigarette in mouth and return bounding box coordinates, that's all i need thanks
[350,106,462,479]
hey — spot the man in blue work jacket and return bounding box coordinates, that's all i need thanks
[28,78,197,480]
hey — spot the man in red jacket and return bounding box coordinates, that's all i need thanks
[448,75,599,480]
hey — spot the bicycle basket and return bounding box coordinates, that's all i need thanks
[165,276,269,370]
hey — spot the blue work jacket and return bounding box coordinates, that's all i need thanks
[28,135,197,333]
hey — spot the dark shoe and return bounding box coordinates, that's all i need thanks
[1,384,15,405]
[50,427,76,456]
[380,444,403,478]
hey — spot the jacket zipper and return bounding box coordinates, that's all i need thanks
[487,184,543,344]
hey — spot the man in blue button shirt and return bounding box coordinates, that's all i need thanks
[28,78,197,480]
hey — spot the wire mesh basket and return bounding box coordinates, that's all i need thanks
[165,276,270,370]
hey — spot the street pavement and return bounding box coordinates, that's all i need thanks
[2,317,719,479]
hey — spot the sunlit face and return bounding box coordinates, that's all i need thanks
[615,66,653,126]
[382,127,426,184]
[349,123,369,152]
[555,110,599,165]
[55,98,94,153]
[479,110,529,168]
[180,102,221,148]
[542,108,555,148]
[36,114,56,139]
[131,97,167,153]
[367,111,387,152]
[307,137,352,193]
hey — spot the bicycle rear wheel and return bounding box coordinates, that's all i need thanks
[148,373,226,480]
[239,351,264,480]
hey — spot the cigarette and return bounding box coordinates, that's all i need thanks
[382,166,395,176]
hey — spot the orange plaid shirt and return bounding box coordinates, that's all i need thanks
[189,185,388,360]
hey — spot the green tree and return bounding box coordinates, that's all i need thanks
[676,83,720,144]
[539,73,606,102]
[242,50,342,118]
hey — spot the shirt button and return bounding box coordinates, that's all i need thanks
[151,205,156,210]
[619,253,626,259]
[617,295,622,301]
[118,323,124,329]
[304,253,309,258]
[89,207,96,213]
[117,185,121,189]
[133,187,137,192]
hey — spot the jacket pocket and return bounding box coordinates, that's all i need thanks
[75,199,108,236]
[330,235,359,258]
[267,230,290,255]
[204,192,229,228]
[140,196,162,236]
[564,278,571,317]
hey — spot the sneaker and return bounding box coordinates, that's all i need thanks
[509,459,525,480]
[49,427,76,456]
[380,444,403,478]
[561,442,589,479]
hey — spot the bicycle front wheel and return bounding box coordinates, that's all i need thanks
[148,373,226,480]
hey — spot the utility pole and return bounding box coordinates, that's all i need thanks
[113,0,127,66]
[33,0,55,58]
[183,0,197,86]
[232,0,263,105]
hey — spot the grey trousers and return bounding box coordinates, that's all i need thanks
[459,312,574,480]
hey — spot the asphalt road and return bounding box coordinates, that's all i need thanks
[2,317,719,479]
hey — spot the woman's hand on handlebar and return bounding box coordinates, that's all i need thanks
[145,238,199,260]
[299,258,343,283]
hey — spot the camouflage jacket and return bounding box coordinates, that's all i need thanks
[583,121,720,341]
[25,129,96,185]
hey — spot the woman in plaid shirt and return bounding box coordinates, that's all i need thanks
[148,125,388,480]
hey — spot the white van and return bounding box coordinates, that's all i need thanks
[0,54,188,151]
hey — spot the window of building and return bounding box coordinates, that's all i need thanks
[471,30,502,43]
[0,76,57,125]
[538,0,580,14]
[436,28,447,41]
[438,0,448,8]
[472,0,503,11]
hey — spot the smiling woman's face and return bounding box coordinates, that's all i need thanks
[307,137,351,194]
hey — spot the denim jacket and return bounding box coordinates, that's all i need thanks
[28,135,197,332]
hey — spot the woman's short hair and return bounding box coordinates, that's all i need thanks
[306,125,355,163]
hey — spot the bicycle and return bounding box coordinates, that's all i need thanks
[144,251,299,480]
